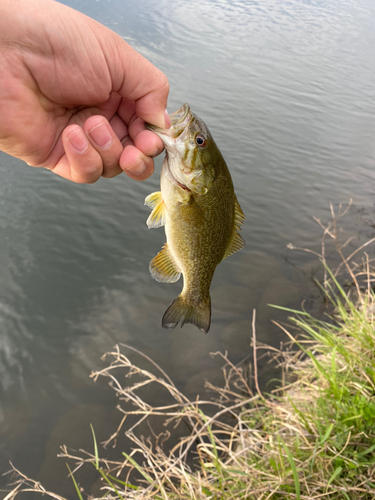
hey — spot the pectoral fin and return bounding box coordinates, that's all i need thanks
[146,200,167,229]
[145,191,162,209]
[150,245,181,283]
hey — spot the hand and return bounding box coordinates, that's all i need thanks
[0,0,170,183]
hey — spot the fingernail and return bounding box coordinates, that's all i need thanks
[67,128,88,153]
[129,159,146,176]
[88,122,113,149]
[164,109,171,129]
[149,147,162,158]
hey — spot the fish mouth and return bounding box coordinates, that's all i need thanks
[170,103,190,128]
[146,103,192,143]
[146,104,193,192]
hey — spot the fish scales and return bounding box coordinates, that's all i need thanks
[146,104,245,333]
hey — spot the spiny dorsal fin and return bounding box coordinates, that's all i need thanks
[150,245,181,283]
[146,200,167,229]
[223,232,245,260]
[145,191,162,209]
[223,196,245,260]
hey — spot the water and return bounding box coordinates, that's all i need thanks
[1,0,375,497]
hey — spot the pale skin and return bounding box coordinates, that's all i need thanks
[0,0,171,183]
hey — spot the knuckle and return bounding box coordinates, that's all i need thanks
[73,160,103,184]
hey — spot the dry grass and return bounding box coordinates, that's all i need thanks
[4,202,375,499]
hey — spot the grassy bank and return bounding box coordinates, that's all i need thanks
[6,207,375,500]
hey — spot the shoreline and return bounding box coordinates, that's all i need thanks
[6,209,375,500]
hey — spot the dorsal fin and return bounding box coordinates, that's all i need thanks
[234,195,245,231]
[223,232,245,260]
[150,245,181,283]
[223,196,245,260]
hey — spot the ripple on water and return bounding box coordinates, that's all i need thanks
[1,0,375,493]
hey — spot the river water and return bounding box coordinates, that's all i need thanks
[1,0,375,497]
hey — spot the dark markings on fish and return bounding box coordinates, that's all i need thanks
[177,181,191,191]
[192,196,207,220]
[173,128,184,138]
[192,144,198,167]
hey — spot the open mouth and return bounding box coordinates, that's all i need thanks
[146,104,193,192]
[146,103,192,140]
[170,103,190,127]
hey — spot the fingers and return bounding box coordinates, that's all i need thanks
[58,125,104,183]
[84,115,123,178]
[44,29,171,183]
[119,118,165,180]
[116,104,164,180]
[135,83,171,129]
[132,72,170,129]
[113,39,170,129]
[53,116,124,183]
[50,115,159,183]
[129,115,164,157]
[119,145,154,181]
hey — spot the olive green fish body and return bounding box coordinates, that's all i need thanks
[165,156,235,293]
[146,104,245,333]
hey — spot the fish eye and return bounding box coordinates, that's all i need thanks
[195,134,207,149]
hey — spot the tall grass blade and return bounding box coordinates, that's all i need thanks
[90,424,99,469]
[66,464,84,500]
[279,438,300,500]
[122,452,154,484]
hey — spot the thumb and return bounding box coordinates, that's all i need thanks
[109,35,170,128]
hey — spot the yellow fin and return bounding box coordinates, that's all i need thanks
[223,196,245,260]
[146,200,167,229]
[145,191,162,209]
[150,245,181,283]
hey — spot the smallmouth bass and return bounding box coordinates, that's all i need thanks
[146,104,245,333]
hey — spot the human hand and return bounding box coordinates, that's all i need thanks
[0,0,170,183]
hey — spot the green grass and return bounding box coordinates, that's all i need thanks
[96,268,375,498]
[49,268,375,499]
[7,269,375,499]
[6,206,375,499]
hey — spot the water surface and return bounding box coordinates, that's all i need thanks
[1,0,375,497]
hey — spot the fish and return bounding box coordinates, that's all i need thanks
[145,104,245,333]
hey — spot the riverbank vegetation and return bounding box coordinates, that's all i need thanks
[5,204,375,499]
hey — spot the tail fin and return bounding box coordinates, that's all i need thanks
[162,294,211,334]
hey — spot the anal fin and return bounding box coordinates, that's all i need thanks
[150,245,181,283]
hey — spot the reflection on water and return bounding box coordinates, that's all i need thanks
[1,0,375,497]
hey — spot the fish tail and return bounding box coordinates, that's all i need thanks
[162,294,211,334]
